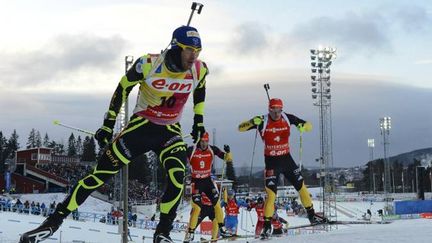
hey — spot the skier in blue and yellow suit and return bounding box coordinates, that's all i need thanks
[20,26,208,243]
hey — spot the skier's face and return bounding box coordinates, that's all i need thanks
[181,46,200,70]
[199,139,208,150]
[269,107,282,120]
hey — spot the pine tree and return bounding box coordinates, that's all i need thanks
[67,133,77,157]
[35,130,42,148]
[43,133,50,147]
[1,130,20,173]
[26,128,37,149]
[0,131,7,173]
[47,140,56,149]
[82,136,96,161]
[7,130,20,156]
[54,142,65,155]
[76,135,83,157]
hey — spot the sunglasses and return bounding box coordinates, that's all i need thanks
[176,42,202,54]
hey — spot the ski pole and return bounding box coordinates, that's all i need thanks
[187,2,204,26]
[248,129,258,191]
[299,130,303,169]
[53,120,95,136]
[263,83,271,101]
[188,132,202,161]
[218,158,227,202]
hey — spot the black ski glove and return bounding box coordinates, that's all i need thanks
[223,145,230,153]
[191,114,205,143]
[95,112,116,148]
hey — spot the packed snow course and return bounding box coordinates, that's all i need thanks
[1,193,431,243]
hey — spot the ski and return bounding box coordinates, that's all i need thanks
[328,220,392,225]
[286,220,392,230]
[194,234,252,243]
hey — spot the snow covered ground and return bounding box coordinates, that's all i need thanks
[1,194,431,243]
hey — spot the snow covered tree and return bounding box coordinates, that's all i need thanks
[43,133,50,147]
[53,142,65,155]
[0,131,7,173]
[1,130,20,173]
[7,130,20,155]
[26,128,37,148]
[35,130,42,148]
[76,136,83,157]
[47,140,56,149]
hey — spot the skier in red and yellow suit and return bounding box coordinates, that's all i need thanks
[184,132,233,242]
[239,98,326,238]
[247,196,266,238]
[194,193,219,242]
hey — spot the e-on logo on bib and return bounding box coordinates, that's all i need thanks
[151,78,193,93]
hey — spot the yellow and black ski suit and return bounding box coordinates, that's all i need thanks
[55,50,208,236]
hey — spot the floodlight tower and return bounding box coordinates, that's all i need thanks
[310,46,337,227]
[379,116,392,214]
[368,139,375,193]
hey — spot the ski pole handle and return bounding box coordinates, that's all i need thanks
[263,83,271,101]
[187,2,204,26]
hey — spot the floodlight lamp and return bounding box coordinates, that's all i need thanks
[317,62,323,68]
[324,61,332,68]
[312,87,317,93]
[325,69,331,74]
[311,62,317,67]
[312,69,317,73]
[326,81,331,86]
[311,81,317,86]
[310,49,317,55]
[312,94,317,99]
[311,75,316,81]
[368,139,375,148]
[318,69,323,74]
[325,88,331,93]
[311,55,317,60]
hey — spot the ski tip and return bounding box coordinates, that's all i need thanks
[53,120,60,125]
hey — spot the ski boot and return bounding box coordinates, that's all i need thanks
[154,215,174,243]
[306,207,328,224]
[260,220,272,240]
[218,224,232,238]
[183,228,195,243]
[19,211,65,243]
[154,233,173,243]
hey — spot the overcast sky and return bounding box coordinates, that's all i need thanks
[1,0,431,168]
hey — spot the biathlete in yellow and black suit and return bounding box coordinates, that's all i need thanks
[184,132,233,243]
[238,98,326,238]
[20,26,208,243]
